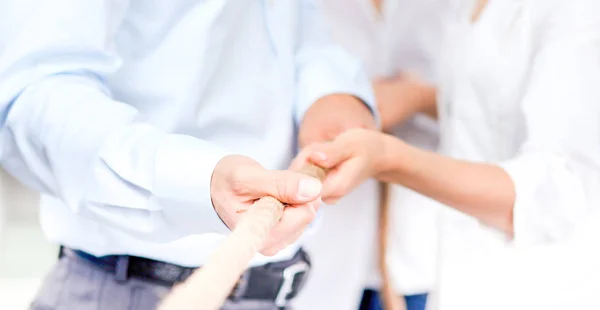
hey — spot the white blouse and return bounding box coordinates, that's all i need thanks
[298,0,448,302]
[433,0,600,308]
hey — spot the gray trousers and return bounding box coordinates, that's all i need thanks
[30,254,286,310]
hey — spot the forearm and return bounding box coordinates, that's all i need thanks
[377,136,515,235]
[378,82,438,132]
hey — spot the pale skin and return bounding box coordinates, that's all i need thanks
[291,128,516,237]
[211,94,375,255]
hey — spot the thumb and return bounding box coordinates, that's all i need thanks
[258,170,323,204]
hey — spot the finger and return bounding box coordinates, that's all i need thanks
[289,142,328,171]
[320,160,368,204]
[248,170,322,204]
[307,141,352,170]
[260,203,317,256]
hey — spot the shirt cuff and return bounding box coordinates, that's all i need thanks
[294,48,379,127]
[154,134,233,235]
[498,154,551,247]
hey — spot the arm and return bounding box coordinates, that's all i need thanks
[294,0,378,147]
[378,137,515,235]
[292,130,513,233]
[0,0,230,240]
[373,75,437,132]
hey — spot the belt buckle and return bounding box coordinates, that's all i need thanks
[274,261,309,307]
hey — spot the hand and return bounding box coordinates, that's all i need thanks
[211,155,323,256]
[291,128,391,204]
[374,74,437,131]
[298,94,376,147]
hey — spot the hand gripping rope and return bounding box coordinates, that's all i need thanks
[158,163,327,310]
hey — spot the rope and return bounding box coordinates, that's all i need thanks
[378,182,406,310]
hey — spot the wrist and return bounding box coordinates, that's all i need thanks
[379,79,435,130]
[374,133,400,178]
[375,135,421,183]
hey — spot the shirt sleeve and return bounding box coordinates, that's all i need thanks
[0,0,231,241]
[497,0,600,246]
[293,0,379,126]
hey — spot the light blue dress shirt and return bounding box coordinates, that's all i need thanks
[0,0,375,266]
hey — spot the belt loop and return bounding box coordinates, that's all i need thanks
[114,256,130,283]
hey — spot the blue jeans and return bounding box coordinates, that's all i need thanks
[359,289,428,310]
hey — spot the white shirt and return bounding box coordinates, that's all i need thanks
[0,0,375,267]
[318,0,446,295]
[432,0,600,308]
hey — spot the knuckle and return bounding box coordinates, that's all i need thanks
[230,180,249,196]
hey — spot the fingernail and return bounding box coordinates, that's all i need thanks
[313,152,327,161]
[298,178,322,200]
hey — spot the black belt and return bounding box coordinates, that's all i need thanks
[59,246,310,307]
